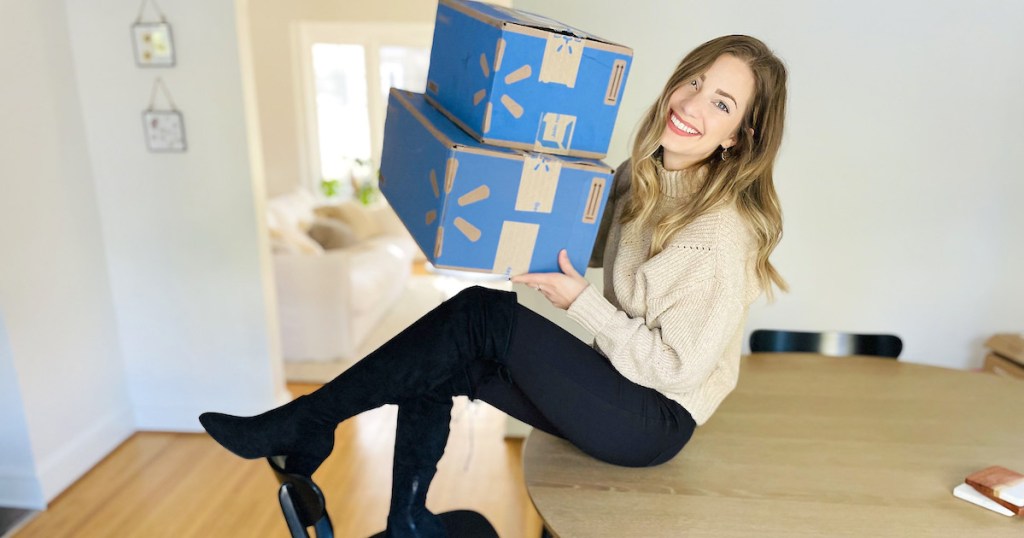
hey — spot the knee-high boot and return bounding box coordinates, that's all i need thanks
[385,395,452,538]
[199,286,516,476]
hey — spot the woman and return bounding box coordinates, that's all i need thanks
[201,34,788,537]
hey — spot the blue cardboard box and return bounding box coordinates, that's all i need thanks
[380,89,612,276]
[425,0,632,159]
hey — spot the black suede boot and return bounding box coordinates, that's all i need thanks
[198,395,334,476]
[385,396,452,538]
[199,287,516,476]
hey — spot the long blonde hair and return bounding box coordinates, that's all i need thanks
[622,35,789,298]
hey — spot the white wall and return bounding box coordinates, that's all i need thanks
[0,0,133,507]
[514,0,1024,369]
[61,0,288,430]
[0,314,45,508]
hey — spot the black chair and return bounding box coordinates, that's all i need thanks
[267,457,499,538]
[749,329,903,359]
[268,456,333,538]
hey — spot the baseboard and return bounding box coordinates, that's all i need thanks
[35,406,134,503]
[0,466,45,510]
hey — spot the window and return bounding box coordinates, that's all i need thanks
[311,43,371,181]
[298,23,433,199]
[378,46,430,102]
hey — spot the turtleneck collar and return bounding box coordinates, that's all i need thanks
[653,154,707,199]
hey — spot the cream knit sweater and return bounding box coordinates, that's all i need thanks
[567,159,762,425]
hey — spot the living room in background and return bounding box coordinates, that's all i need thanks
[295,22,432,201]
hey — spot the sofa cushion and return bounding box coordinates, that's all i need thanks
[348,245,408,316]
[308,217,359,250]
[270,226,324,255]
[314,201,380,241]
[267,189,318,232]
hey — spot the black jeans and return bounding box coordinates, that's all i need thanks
[463,288,696,468]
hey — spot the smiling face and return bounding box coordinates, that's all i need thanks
[659,54,755,170]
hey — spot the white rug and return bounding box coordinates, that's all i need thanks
[284,273,512,384]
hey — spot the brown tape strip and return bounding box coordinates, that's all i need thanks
[515,155,561,213]
[500,94,524,119]
[473,89,487,106]
[480,53,490,78]
[434,226,444,259]
[504,64,532,85]
[539,35,584,88]
[495,38,506,72]
[453,217,482,242]
[445,157,458,194]
[429,169,440,198]
[491,221,539,276]
[458,185,490,206]
[426,210,437,225]
[484,102,493,133]
[582,177,606,224]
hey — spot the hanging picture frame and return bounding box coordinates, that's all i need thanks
[131,0,175,67]
[143,78,187,152]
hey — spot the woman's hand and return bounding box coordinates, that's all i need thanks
[511,249,589,310]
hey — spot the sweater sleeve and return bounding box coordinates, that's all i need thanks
[566,271,745,396]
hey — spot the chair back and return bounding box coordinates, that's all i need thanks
[267,458,499,538]
[749,330,903,358]
[267,456,334,538]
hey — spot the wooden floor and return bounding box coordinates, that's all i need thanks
[15,383,543,538]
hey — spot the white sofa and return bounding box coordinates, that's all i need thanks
[266,190,422,362]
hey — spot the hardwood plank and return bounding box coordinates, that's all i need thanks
[16,384,542,537]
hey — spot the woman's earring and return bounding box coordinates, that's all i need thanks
[720,147,730,161]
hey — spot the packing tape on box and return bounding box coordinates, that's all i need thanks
[516,155,561,213]
[492,221,539,276]
[539,34,583,88]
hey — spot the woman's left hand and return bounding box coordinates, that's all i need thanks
[511,249,589,310]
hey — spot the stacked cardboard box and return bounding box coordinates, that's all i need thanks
[380,0,632,276]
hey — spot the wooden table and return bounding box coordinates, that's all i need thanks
[523,353,1024,537]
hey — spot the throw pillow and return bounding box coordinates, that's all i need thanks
[314,201,379,241]
[269,226,324,255]
[308,217,359,250]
